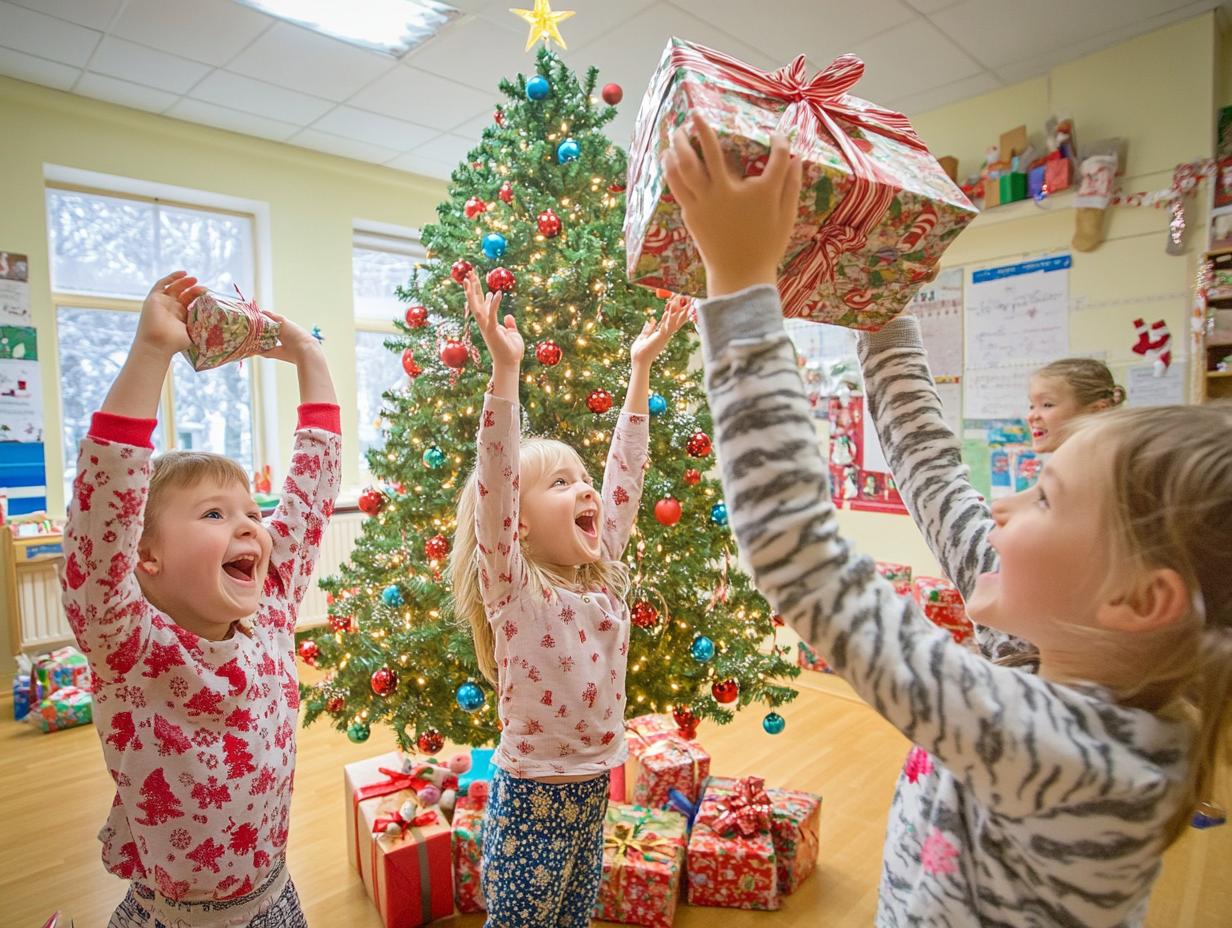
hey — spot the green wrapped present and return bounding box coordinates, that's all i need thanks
[625,38,977,329]
[183,288,280,371]
[28,685,92,733]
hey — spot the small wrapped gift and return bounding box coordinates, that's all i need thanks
[625,38,977,329]
[36,646,91,694]
[13,673,31,721]
[27,685,92,733]
[686,776,779,910]
[457,747,494,798]
[911,577,973,643]
[594,804,687,928]
[766,787,821,895]
[451,794,486,914]
[874,561,912,596]
[912,576,963,606]
[625,713,711,808]
[796,639,831,673]
[183,288,280,372]
[344,752,454,927]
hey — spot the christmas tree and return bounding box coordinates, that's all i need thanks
[300,46,799,752]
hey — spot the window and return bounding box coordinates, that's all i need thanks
[48,186,259,500]
[352,228,425,477]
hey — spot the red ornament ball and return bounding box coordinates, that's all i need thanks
[601,82,623,105]
[587,389,613,414]
[450,259,473,284]
[672,704,697,730]
[537,208,562,237]
[494,109,506,127]
[440,339,468,370]
[401,348,423,378]
[499,181,514,204]
[463,197,487,220]
[712,679,739,704]
[358,487,385,516]
[683,468,701,486]
[425,533,451,561]
[417,729,446,755]
[687,430,712,458]
[326,696,345,714]
[535,340,562,366]
[608,183,626,193]
[654,496,682,526]
[486,267,516,292]
[371,667,399,697]
[404,304,429,328]
[631,600,659,629]
[328,613,352,633]
[297,639,319,665]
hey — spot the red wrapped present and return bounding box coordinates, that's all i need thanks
[625,38,977,329]
[1045,154,1072,193]
[594,804,687,928]
[766,787,821,895]
[912,576,963,606]
[796,639,831,673]
[183,288,280,371]
[625,713,711,808]
[923,601,974,644]
[875,560,913,596]
[686,776,779,910]
[344,752,454,927]
[451,795,486,914]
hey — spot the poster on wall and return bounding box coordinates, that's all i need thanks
[905,266,963,379]
[829,395,907,515]
[0,251,31,326]
[1126,362,1186,406]
[961,419,1039,503]
[0,316,47,515]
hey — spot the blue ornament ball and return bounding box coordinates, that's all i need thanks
[526,75,550,101]
[482,232,507,260]
[456,681,486,712]
[648,393,668,417]
[423,445,446,469]
[556,138,580,164]
[710,502,729,527]
[382,585,404,607]
[690,635,716,663]
[762,711,786,735]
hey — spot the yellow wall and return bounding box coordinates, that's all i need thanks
[0,74,446,519]
[832,13,1218,577]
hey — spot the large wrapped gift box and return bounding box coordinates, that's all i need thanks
[624,713,711,808]
[686,776,779,910]
[344,752,454,927]
[625,38,977,329]
[594,803,687,927]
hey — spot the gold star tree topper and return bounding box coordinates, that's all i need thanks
[510,0,575,52]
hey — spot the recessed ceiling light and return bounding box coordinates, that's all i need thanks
[235,0,460,58]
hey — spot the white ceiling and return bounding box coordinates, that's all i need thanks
[0,0,1226,180]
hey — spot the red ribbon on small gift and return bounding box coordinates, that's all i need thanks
[711,775,773,838]
[354,767,430,804]
[373,806,439,837]
[647,41,933,316]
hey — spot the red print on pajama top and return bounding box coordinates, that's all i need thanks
[476,395,648,778]
[60,405,341,902]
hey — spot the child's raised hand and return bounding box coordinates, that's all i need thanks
[134,271,204,356]
[661,118,803,298]
[464,270,523,368]
[630,295,691,368]
[259,311,323,366]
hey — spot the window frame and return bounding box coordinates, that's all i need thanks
[47,181,265,482]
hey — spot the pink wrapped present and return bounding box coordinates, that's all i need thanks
[183,288,280,371]
[624,713,711,808]
[686,776,779,910]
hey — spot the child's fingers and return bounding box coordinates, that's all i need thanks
[689,117,730,186]
[176,285,207,308]
[150,270,187,295]
[761,132,792,189]
[667,127,706,199]
[501,313,518,331]
[164,275,199,299]
[489,291,503,316]
[781,152,804,223]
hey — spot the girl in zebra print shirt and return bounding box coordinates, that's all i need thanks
[661,118,1232,927]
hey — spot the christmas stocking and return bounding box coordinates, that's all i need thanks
[1072,154,1117,251]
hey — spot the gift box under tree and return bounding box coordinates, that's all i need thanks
[594,804,688,928]
[27,685,92,733]
[451,793,486,914]
[796,639,831,673]
[344,752,454,927]
[625,38,977,329]
[686,776,779,910]
[624,713,711,808]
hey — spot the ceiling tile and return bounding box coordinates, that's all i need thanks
[312,106,438,150]
[889,70,1002,116]
[0,44,80,89]
[289,127,401,164]
[404,13,529,93]
[386,150,455,179]
[229,21,395,101]
[9,0,122,31]
[901,0,962,12]
[89,35,212,94]
[844,19,982,102]
[0,1,100,66]
[167,97,301,142]
[75,71,178,113]
[451,107,501,140]
[191,70,334,124]
[109,0,272,67]
[350,65,494,130]
[670,0,917,64]
[409,132,476,165]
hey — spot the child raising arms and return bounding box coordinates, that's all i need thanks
[61,271,341,927]
[450,271,686,926]
[663,120,1231,927]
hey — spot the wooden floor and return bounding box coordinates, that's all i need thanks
[1,671,1227,927]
